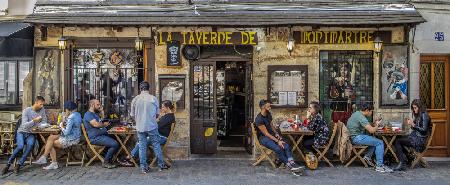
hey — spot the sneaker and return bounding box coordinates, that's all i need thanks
[1,164,10,175]
[287,162,305,172]
[34,156,48,165]
[43,162,59,170]
[13,165,20,174]
[141,167,150,174]
[158,164,170,171]
[375,165,393,173]
[102,162,117,169]
[363,156,375,168]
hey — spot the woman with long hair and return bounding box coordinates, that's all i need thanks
[393,99,431,171]
[302,101,330,152]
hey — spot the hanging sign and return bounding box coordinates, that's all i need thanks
[167,40,181,66]
[158,32,258,45]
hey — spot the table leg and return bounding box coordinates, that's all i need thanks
[113,134,137,167]
[295,135,306,162]
[383,135,399,163]
[38,133,47,156]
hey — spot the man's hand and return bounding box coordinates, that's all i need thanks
[103,121,111,127]
[374,119,381,127]
[32,116,43,123]
[277,140,285,149]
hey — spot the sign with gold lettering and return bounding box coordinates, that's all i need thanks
[158,32,258,45]
[293,31,392,44]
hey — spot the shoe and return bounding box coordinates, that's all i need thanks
[375,165,393,173]
[141,167,150,174]
[34,156,48,165]
[13,165,21,174]
[102,162,117,169]
[1,164,10,175]
[287,162,305,172]
[393,162,407,171]
[363,156,375,168]
[158,164,170,171]
[43,162,59,170]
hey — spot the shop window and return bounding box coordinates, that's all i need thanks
[71,48,143,120]
[319,51,374,124]
[0,59,31,108]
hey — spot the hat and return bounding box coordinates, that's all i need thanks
[139,81,150,91]
[259,99,271,108]
[64,100,78,111]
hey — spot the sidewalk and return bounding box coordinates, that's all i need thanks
[0,159,449,185]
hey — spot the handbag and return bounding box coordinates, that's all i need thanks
[305,152,318,170]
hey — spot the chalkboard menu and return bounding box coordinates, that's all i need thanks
[167,40,181,66]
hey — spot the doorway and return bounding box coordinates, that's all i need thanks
[190,60,253,155]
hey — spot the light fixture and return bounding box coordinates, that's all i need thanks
[287,27,295,55]
[373,35,383,55]
[58,27,68,50]
[135,27,144,51]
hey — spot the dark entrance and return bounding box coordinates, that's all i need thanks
[189,46,253,155]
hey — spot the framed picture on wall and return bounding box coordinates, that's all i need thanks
[159,74,185,109]
[267,65,308,108]
[379,45,409,108]
[33,48,61,107]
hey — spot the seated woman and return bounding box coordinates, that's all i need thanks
[302,101,330,153]
[34,101,82,170]
[122,100,176,166]
[393,99,431,171]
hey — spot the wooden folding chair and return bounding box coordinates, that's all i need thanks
[65,143,86,167]
[251,123,277,168]
[150,122,176,167]
[345,145,369,167]
[411,123,436,169]
[81,124,105,166]
[313,122,338,167]
[13,148,33,167]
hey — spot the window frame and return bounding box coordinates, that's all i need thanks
[0,57,32,111]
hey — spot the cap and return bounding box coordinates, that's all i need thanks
[259,99,271,108]
[64,100,78,110]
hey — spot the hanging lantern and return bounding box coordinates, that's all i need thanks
[58,37,68,50]
[135,37,144,51]
[374,36,383,54]
[287,34,295,55]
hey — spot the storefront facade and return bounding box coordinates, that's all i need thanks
[26,1,428,158]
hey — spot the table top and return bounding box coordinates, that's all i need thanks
[281,129,314,135]
[108,126,136,135]
[374,130,407,136]
[31,126,61,134]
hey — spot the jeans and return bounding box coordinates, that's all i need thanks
[130,134,167,158]
[302,136,314,153]
[259,136,293,164]
[393,136,413,163]
[352,135,384,166]
[90,135,119,163]
[137,129,164,169]
[8,132,36,166]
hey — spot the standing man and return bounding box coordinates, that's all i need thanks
[347,102,393,173]
[254,99,304,175]
[2,96,47,175]
[83,99,119,169]
[130,81,168,173]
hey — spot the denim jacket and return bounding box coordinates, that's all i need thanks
[61,112,82,141]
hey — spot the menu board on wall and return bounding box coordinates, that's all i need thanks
[268,65,308,108]
[167,40,181,67]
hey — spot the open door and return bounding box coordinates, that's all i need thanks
[190,61,218,154]
[244,62,254,154]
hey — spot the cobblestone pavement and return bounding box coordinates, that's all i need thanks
[0,159,449,185]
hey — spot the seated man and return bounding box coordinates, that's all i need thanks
[2,96,47,175]
[255,99,304,175]
[347,102,392,173]
[83,99,119,169]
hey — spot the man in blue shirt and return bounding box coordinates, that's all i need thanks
[83,99,119,169]
[255,100,304,175]
[130,81,168,173]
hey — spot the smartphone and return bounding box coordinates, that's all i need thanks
[101,119,110,123]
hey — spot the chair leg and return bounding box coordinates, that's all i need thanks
[410,153,422,169]
[80,149,86,167]
[66,151,70,167]
[314,148,334,167]
[345,148,367,167]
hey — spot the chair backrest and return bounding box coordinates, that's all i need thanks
[424,123,436,151]
[251,122,262,147]
[323,121,338,149]
[164,122,176,147]
[81,123,92,146]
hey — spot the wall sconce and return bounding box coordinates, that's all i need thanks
[135,27,144,51]
[287,27,295,55]
[58,27,68,50]
[374,36,383,56]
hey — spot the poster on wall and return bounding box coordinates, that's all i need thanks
[380,45,409,107]
[34,49,60,106]
[159,74,185,109]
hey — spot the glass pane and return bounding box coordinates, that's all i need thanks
[7,62,17,104]
[319,51,373,124]
[0,62,5,103]
[434,63,446,109]
[420,63,432,109]
[193,64,214,120]
[18,61,30,104]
